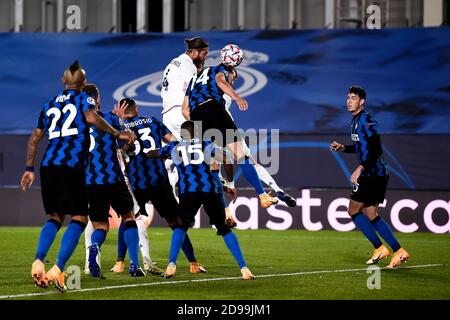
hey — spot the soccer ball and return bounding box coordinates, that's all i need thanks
[220,44,244,67]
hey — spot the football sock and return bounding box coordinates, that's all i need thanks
[181,233,196,262]
[124,220,140,267]
[135,215,151,262]
[117,221,127,261]
[84,220,94,269]
[351,212,383,249]
[169,228,186,264]
[253,163,283,193]
[35,219,61,262]
[211,170,228,208]
[91,229,107,248]
[239,157,265,195]
[371,216,401,252]
[223,231,246,269]
[56,220,85,271]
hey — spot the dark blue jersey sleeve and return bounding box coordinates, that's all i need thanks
[158,141,177,159]
[186,78,193,97]
[36,108,46,130]
[152,118,171,141]
[80,92,97,113]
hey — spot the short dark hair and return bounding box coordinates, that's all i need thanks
[181,120,194,132]
[348,86,366,100]
[120,98,137,113]
[83,83,99,100]
[185,37,208,50]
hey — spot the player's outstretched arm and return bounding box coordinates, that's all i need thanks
[163,132,177,143]
[21,128,44,191]
[84,109,136,145]
[330,141,356,153]
[145,149,162,158]
[216,73,248,111]
[330,141,345,152]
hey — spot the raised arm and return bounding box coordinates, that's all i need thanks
[216,73,248,111]
[84,109,136,145]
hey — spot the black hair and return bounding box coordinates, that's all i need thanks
[348,86,366,100]
[185,37,208,50]
[181,120,195,132]
[120,98,137,112]
[69,60,81,73]
[82,83,99,100]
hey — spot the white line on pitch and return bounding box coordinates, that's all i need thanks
[0,263,445,300]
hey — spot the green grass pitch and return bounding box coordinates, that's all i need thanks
[0,227,449,300]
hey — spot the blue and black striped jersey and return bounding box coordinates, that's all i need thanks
[186,64,231,112]
[85,112,124,185]
[124,116,171,190]
[350,110,388,177]
[37,89,96,169]
[159,139,219,194]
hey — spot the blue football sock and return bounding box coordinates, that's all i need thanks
[124,220,140,267]
[170,228,187,264]
[117,221,127,260]
[181,233,196,262]
[371,216,401,252]
[223,231,246,269]
[91,229,107,248]
[211,170,228,208]
[35,219,61,262]
[352,212,383,249]
[239,158,265,195]
[56,220,85,271]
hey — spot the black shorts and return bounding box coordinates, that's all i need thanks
[133,184,178,219]
[351,175,389,207]
[190,99,241,147]
[40,165,88,216]
[178,192,227,230]
[87,182,134,222]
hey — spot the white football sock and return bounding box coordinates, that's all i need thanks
[84,220,94,272]
[135,215,152,263]
[253,163,284,193]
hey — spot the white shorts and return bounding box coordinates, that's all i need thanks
[162,106,186,141]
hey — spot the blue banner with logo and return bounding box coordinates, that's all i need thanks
[0,28,449,134]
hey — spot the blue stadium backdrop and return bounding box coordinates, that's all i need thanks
[0,28,449,231]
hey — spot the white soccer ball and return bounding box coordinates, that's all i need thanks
[220,44,244,67]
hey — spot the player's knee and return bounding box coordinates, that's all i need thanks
[70,219,87,231]
[124,220,137,230]
[47,219,62,230]
[121,211,135,221]
[168,217,190,232]
[92,221,109,232]
[216,224,231,237]
[49,213,64,225]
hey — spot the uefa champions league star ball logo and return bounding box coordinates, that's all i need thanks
[113,50,269,107]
